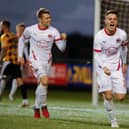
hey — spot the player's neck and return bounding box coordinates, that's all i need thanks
[38,23,48,30]
[104,28,116,36]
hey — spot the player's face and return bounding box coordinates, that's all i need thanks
[16,26,25,37]
[0,23,7,33]
[105,13,118,34]
[39,13,52,27]
[0,22,2,32]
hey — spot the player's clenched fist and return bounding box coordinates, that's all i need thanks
[18,57,25,65]
[103,66,111,76]
[61,33,67,41]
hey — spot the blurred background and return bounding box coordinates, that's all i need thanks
[1,1,129,129]
[0,0,94,90]
[0,0,94,36]
[1,0,129,99]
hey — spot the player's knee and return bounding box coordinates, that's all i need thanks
[16,78,23,86]
[42,82,48,86]
[105,95,113,101]
[41,80,48,86]
[104,92,113,100]
[40,76,48,86]
[116,94,126,101]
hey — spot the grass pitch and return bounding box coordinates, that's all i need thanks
[0,87,129,129]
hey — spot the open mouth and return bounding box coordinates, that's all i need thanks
[110,24,115,27]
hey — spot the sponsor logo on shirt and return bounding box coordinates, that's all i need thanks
[48,34,52,38]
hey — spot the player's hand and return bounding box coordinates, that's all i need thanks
[18,57,25,65]
[61,33,67,41]
[0,63,2,70]
[26,60,31,65]
[103,66,111,76]
[122,64,127,74]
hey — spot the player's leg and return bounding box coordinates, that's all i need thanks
[110,70,127,128]
[34,81,48,118]
[103,92,119,128]
[34,84,41,118]
[0,62,10,100]
[112,70,127,101]
[97,68,119,127]
[39,76,49,118]
[14,65,29,107]
[0,78,7,100]
[33,63,50,118]
[16,77,29,107]
[9,79,18,101]
[103,69,126,128]
[34,76,49,118]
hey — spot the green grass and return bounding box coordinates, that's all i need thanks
[0,87,129,129]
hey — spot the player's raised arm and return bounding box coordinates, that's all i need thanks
[54,31,67,52]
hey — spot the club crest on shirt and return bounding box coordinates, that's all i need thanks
[102,40,106,44]
[116,38,121,43]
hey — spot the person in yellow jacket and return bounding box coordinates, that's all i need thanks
[0,20,29,106]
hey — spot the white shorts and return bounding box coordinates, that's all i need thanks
[96,66,127,94]
[31,61,51,79]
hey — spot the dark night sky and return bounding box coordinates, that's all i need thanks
[0,0,94,36]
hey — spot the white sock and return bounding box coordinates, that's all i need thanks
[35,83,47,108]
[9,79,18,97]
[0,79,6,96]
[22,99,29,105]
[35,95,40,109]
[104,99,116,121]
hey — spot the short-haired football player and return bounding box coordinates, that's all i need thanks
[94,10,128,128]
[0,20,29,106]
[18,8,67,118]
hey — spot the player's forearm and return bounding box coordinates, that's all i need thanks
[23,47,29,60]
[121,46,128,64]
[94,52,104,68]
[18,37,25,58]
[0,48,6,63]
[55,40,66,52]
